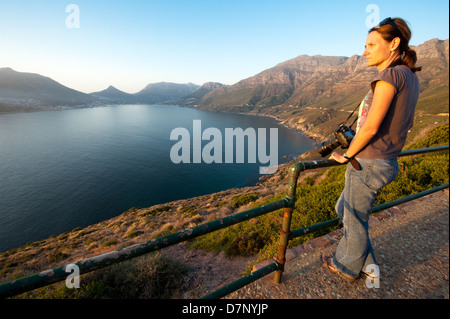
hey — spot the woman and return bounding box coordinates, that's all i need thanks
[322,17,421,280]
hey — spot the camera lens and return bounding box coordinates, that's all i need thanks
[317,138,341,157]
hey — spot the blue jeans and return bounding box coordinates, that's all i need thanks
[333,157,399,278]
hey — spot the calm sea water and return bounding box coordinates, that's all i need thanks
[0,104,314,252]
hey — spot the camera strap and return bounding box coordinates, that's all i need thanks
[343,103,360,129]
[344,103,362,171]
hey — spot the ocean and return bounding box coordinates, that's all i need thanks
[0,104,315,252]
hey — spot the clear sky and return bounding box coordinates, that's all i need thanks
[0,0,448,93]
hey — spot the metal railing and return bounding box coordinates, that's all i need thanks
[0,145,448,299]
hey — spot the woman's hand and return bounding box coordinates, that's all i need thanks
[329,152,349,164]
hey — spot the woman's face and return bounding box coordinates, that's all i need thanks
[363,31,392,68]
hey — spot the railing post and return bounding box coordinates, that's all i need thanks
[274,162,304,284]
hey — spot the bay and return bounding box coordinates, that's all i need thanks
[0,104,315,252]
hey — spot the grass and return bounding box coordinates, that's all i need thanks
[229,193,259,209]
[140,205,171,217]
[16,252,190,299]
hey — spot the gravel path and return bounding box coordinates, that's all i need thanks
[225,189,449,299]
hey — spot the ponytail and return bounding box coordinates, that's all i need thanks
[402,47,422,73]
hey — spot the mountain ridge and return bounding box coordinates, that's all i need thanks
[134,82,200,104]
[0,67,97,110]
[197,38,448,110]
[193,38,448,140]
[1,38,448,134]
[0,69,204,112]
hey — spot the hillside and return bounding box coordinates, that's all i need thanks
[133,82,200,104]
[0,69,202,112]
[178,82,226,106]
[197,39,449,111]
[90,85,135,103]
[0,68,97,111]
[195,38,449,140]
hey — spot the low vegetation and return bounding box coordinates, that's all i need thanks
[15,253,189,299]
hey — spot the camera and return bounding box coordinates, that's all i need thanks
[317,124,355,157]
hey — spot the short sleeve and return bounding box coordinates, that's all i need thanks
[370,66,407,95]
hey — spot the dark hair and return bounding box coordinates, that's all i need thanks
[369,18,422,72]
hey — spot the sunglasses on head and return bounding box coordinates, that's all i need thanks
[376,17,400,33]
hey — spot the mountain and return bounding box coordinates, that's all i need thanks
[195,55,375,110]
[134,82,200,103]
[90,82,208,105]
[0,69,202,112]
[198,39,448,111]
[177,82,226,106]
[195,38,449,139]
[90,85,135,103]
[411,38,449,114]
[0,68,97,111]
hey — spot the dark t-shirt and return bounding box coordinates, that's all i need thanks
[356,65,420,159]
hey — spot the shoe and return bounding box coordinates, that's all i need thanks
[360,270,379,280]
[321,255,358,280]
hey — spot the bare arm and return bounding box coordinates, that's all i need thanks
[330,80,396,163]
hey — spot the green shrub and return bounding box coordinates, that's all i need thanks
[225,231,266,256]
[126,230,144,238]
[20,253,190,299]
[405,124,449,150]
[179,206,197,217]
[102,239,117,247]
[75,253,189,299]
[230,193,259,209]
[47,251,69,263]
[140,205,171,217]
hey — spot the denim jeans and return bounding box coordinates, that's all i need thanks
[333,157,399,278]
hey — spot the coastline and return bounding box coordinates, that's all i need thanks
[257,113,326,143]
[186,104,328,143]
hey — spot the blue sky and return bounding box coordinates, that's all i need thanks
[0,0,448,93]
